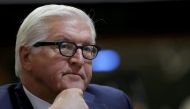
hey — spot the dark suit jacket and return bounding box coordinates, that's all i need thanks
[0,83,133,109]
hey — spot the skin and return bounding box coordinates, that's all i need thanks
[19,16,94,103]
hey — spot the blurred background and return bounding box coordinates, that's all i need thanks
[0,0,190,109]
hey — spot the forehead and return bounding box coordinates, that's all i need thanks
[45,16,95,44]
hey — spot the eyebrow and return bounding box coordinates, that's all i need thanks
[53,35,94,45]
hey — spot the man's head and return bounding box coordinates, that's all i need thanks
[15,4,99,102]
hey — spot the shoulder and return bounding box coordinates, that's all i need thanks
[0,83,17,109]
[0,83,17,98]
[0,84,13,97]
[0,84,11,103]
[86,84,133,109]
[87,84,125,96]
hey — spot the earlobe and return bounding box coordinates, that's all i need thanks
[19,46,32,71]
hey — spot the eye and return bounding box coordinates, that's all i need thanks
[83,46,94,52]
[59,42,76,56]
[60,43,75,50]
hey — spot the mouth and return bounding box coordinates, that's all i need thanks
[62,73,84,80]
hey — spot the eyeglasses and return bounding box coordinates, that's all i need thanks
[33,41,101,60]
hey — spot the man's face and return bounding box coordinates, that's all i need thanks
[25,17,93,96]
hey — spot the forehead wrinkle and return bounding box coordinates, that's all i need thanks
[46,17,94,44]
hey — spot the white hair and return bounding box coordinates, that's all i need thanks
[15,4,96,77]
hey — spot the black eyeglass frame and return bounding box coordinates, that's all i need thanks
[33,41,101,60]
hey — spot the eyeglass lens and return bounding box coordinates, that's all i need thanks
[59,42,98,59]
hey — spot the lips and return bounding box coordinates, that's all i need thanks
[62,72,84,80]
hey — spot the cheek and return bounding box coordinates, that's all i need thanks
[45,47,60,58]
[31,59,69,91]
[31,60,65,81]
[30,49,68,82]
[41,60,68,78]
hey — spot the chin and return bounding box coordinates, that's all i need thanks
[58,81,86,91]
[67,83,86,91]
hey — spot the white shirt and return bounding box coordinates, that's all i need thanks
[23,86,51,109]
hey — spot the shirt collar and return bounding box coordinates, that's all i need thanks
[23,86,51,109]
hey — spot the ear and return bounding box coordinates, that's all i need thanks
[19,46,32,72]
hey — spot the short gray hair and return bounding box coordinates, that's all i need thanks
[15,4,96,77]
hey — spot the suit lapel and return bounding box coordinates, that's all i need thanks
[84,91,107,109]
[9,83,34,109]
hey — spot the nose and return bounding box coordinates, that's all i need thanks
[69,48,84,67]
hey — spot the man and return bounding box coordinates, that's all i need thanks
[0,4,133,109]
